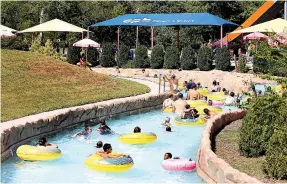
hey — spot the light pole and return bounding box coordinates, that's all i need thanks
[285,0,287,20]
[136,8,139,48]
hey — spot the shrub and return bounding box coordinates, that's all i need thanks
[122,60,135,68]
[238,54,248,73]
[100,42,116,67]
[180,46,197,70]
[86,48,99,66]
[67,47,81,64]
[215,47,230,71]
[150,45,165,69]
[134,45,150,68]
[239,95,286,157]
[118,44,130,67]
[263,128,287,179]
[197,46,212,71]
[0,36,29,50]
[30,39,42,52]
[163,46,180,69]
[43,39,56,56]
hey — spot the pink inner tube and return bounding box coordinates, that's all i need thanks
[212,101,224,106]
[162,159,196,171]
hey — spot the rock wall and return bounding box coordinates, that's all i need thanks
[196,110,263,183]
[1,93,169,161]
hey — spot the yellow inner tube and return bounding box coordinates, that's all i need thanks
[198,88,209,96]
[178,85,185,91]
[206,94,226,101]
[174,117,206,126]
[85,153,134,172]
[196,106,223,115]
[119,132,157,144]
[186,100,207,106]
[16,145,61,161]
[163,108,173,113]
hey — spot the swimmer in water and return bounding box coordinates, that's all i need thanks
[37,137,58,148]
[98,143,128,158]
[166,126,172,132]
[72,125,92,139]
[134,126,141,133]
[203,108,217,119]
[97,118,112,134]
[95,141,104,153]
[164,152,192,161]
[162,117,171,127]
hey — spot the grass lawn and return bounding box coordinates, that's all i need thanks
[1,50,150,122]
[215,120,287,183]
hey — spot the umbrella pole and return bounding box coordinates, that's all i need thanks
[220,25,223,48]
[151,26,154,48]
[117,27,120,50]
[86,48,88,67]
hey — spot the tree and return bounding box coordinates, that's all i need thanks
[150,45,164,69]
[100,42,116,67]
[163,46,180,69]
[180,46,197,70]
[87,48,99,66]
[118,44,130,67]
[197,46,212,71]
[238,55,248,73]
[215,47,230,71]
[134,45,150,68]
[67,47,80,64]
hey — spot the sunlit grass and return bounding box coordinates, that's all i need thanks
[1,50,150,122]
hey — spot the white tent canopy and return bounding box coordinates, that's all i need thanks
[20,19,87,33]
[0,25,16,32]
[232,18,287,34]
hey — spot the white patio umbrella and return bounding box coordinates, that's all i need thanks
[0,25,17,38]
[73,38,100,66]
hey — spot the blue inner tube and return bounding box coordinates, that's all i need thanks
[175,117,199,123]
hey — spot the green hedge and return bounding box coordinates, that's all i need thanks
[100,42,116,67]
[163,46,180,69]
[180,46,197,70]
[239,95,286,157]
[263,128,287,179]
[197,46,212,71]
[87,48,99,66]
[134,45,150,68]
[0,36,29,50]
[150,45,164,69]
[215,47,230,71]
[118,44,130,67]
[67,47,81,64]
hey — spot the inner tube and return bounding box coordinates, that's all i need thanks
[198,88,209,96]
[16,145,61,161]
[178,85,185,91]
[118,132,157,144]
[163,107,173,113]
[186,100,207,106]
[162,159,196,171]
[196,106,223,115]
[85,153,134,172]
[206,94,226,101]
[174,117,206,126]
[211,101,224,106]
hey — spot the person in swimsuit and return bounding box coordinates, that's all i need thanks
[95,141,104,153]
[98,143,127,158]
[97,119,112,133]
[37,137,58,148]
[211,80,217,92]
[166,126,172,132]
[163,94,174,110]
[162,117,171,127]
[172,93,187,113]
[187,85,200,100]
[203,108,217,119]
[72,125,92,139]
[134,126,141,133]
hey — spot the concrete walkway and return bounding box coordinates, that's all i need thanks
[1,78,166,131]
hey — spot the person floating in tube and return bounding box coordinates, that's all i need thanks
[95,141,104,153]
[37,137,58,148]
[182,104,199,119]
[98,143,129,158]
[164,152,193,161]
[134,126,141,133]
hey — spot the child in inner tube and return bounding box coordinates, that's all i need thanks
[95,141,104,153]
[134,126,141,133]
[164,152,193,161]
[98,143,129,158]
[97,119,112,134]
[182,104,199,119]
[37,137,58,148]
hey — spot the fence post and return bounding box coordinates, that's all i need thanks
[159,77,161,94]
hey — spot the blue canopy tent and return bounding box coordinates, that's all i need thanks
[90,13,237,49]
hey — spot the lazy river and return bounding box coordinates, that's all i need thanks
[1,104,238,184]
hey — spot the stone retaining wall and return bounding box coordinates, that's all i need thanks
[196,110,263,183]
[1,93,169,161]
